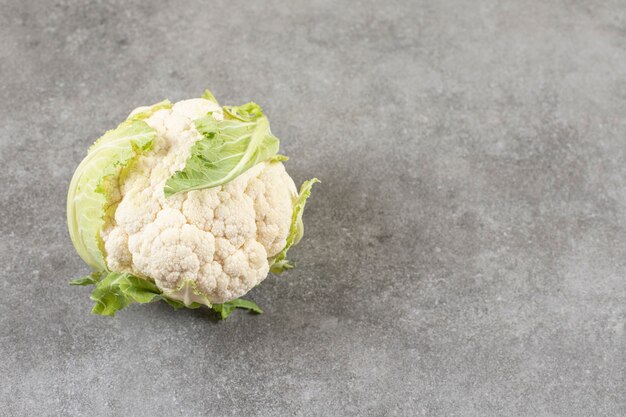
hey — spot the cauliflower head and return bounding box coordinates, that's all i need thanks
[67,90,317,318]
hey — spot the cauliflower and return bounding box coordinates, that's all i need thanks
[67,90,318,318]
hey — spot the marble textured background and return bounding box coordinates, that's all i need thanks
[1,0,625,415]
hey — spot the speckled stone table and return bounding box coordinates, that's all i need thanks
[1,1,625,415]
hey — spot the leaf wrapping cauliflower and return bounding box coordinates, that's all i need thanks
[67,91,317,318]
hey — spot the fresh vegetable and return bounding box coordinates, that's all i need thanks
[66,90,317,318]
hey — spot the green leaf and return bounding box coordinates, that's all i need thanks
[163,298,187,310]
[89,272,135,316]
[74,270,259,318]
[201,89,219,104]
[163,103,279,196]
[223,102,265,122]
[117,275,164,304]
[127,99,172,121]
[161,298,204,310]
[269,178,319,274]
[67,120,156,271]
[269,260,295,274]
[87,272,176,316]
[69,273,101,286]
[269,154,289,163]
[212,299,263,320]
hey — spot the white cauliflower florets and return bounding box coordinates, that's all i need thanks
[101,99,297,303]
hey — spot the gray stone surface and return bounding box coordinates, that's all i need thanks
[1,0,625,415]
